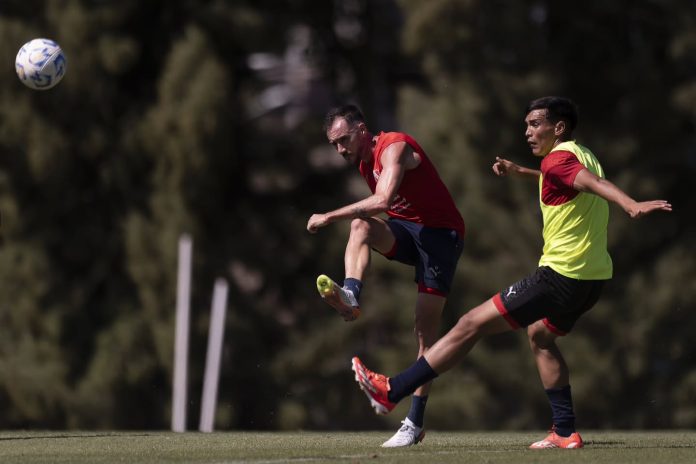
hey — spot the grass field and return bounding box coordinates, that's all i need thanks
[0,430,694,463]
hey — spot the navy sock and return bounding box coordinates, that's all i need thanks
[546,385,576,437]
[387,357,438,404]
[343,278,363,301]
[406,395,428,428]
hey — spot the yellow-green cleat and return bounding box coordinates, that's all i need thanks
[316,274,361,321]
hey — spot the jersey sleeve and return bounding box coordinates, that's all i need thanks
[544,150,585,189]
[379,132,409,147]
[375,132,415,161]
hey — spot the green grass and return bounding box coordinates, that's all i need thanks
[0,430,694,463]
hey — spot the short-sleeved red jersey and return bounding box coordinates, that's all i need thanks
[540,150,586,206]
[358,132,465,235]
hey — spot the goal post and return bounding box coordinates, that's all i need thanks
[199,278,229,432]
[172,234,192,432]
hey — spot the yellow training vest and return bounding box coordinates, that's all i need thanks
[538,141,613,280]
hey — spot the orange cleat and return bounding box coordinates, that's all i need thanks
[529,428,584,449]
[351,356,396,415]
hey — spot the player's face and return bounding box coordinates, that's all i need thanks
[327,118,365,163]
[524,109,560,157]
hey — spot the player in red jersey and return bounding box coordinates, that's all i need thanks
[307,104,465,447]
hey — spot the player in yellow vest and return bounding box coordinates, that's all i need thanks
[350,96,671,449]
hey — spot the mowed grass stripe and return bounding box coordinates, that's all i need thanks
[0,431,694,464]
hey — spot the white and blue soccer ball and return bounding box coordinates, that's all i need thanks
[15,38,67,90]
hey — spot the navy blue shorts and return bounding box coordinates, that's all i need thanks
[493,266,606,335]
[381,218,464,295]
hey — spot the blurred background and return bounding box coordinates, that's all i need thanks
[0,0,693,431]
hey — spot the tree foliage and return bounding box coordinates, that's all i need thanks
[0,0,692,430]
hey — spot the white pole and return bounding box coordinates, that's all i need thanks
[199,278,229,432]
[172,234,193,432]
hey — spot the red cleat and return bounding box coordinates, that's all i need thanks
[351,356,396,415]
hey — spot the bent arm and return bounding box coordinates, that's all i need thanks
[308,192,390,230]
[573,169,672,218]
[307,142,411,232]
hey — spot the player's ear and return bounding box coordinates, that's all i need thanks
[554,120,567,137]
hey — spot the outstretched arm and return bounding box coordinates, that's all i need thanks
[492,156,541,180]
[573,169,672,218]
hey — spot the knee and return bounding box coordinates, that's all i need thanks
[527,322,555,350]
[414,311,441,343]
[414,302,443,329]
[349,218,372,239]
[450,312,480,341]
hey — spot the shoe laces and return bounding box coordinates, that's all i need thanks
[399,421,415,433]
[340,287,358,307]
[367,369,388,388]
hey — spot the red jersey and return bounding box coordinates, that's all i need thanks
[358,131,465,235]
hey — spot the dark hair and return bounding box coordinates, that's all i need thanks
[526,96,578,132]
[324,104,365,131]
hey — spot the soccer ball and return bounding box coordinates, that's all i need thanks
[15,38,67,90]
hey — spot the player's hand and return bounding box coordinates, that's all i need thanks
[626,200,672,218]
[492,156,519,176]
[307,214,329,233]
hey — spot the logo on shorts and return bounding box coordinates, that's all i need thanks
[506,286,517,297]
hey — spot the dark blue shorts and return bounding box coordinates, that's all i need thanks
[493,266,606,335]
[381,218,464,295]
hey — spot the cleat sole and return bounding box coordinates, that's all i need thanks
[316,275,361,321]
